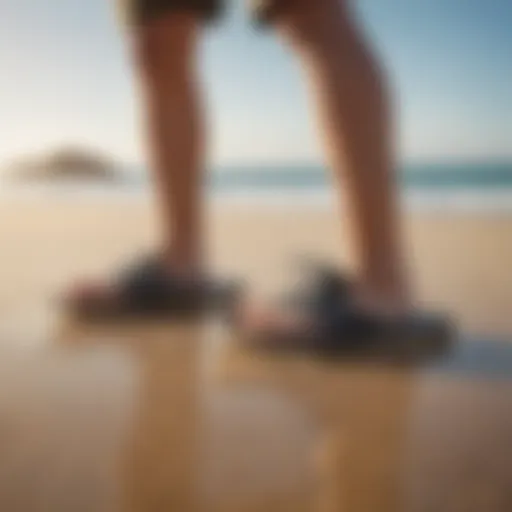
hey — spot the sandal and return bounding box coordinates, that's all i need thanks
[64,255,241,322]
[238,263,455,364]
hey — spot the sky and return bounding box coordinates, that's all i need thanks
[0,0,511,167]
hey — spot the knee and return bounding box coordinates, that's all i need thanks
[275,0,355,50]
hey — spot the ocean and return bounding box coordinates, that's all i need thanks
[2,161,512,213]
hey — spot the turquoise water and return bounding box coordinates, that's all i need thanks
[207,162,512,191]
[3,161,512,212]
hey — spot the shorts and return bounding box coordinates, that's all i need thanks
[119,0,287,27]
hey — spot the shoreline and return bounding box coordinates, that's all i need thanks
[2,187,512,215]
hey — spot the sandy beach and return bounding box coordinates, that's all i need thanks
[0,195,511,512]
[0,195,511,339]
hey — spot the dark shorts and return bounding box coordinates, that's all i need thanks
[119,0,287,26]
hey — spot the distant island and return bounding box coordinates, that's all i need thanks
[5,146,123,183]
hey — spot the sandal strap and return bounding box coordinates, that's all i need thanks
[283,261,354,313]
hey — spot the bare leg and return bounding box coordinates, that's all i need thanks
[133,12,205,276]
[64,12,208,311]
[276,0,410,315]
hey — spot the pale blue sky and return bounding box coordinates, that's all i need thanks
[0,0,510,166]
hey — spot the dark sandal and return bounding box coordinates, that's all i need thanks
[65,256,241,322]
[240,263,455,364]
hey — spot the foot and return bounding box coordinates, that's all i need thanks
[236,264,454,363]
[64,255,240,321]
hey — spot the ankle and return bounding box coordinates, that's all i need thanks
[354,284,412,318]
[162,245,205,279]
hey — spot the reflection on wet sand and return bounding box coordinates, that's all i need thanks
[0,341,138,512]
[0,319,510,511]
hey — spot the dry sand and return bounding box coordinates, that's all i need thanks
[1,196,511,338]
